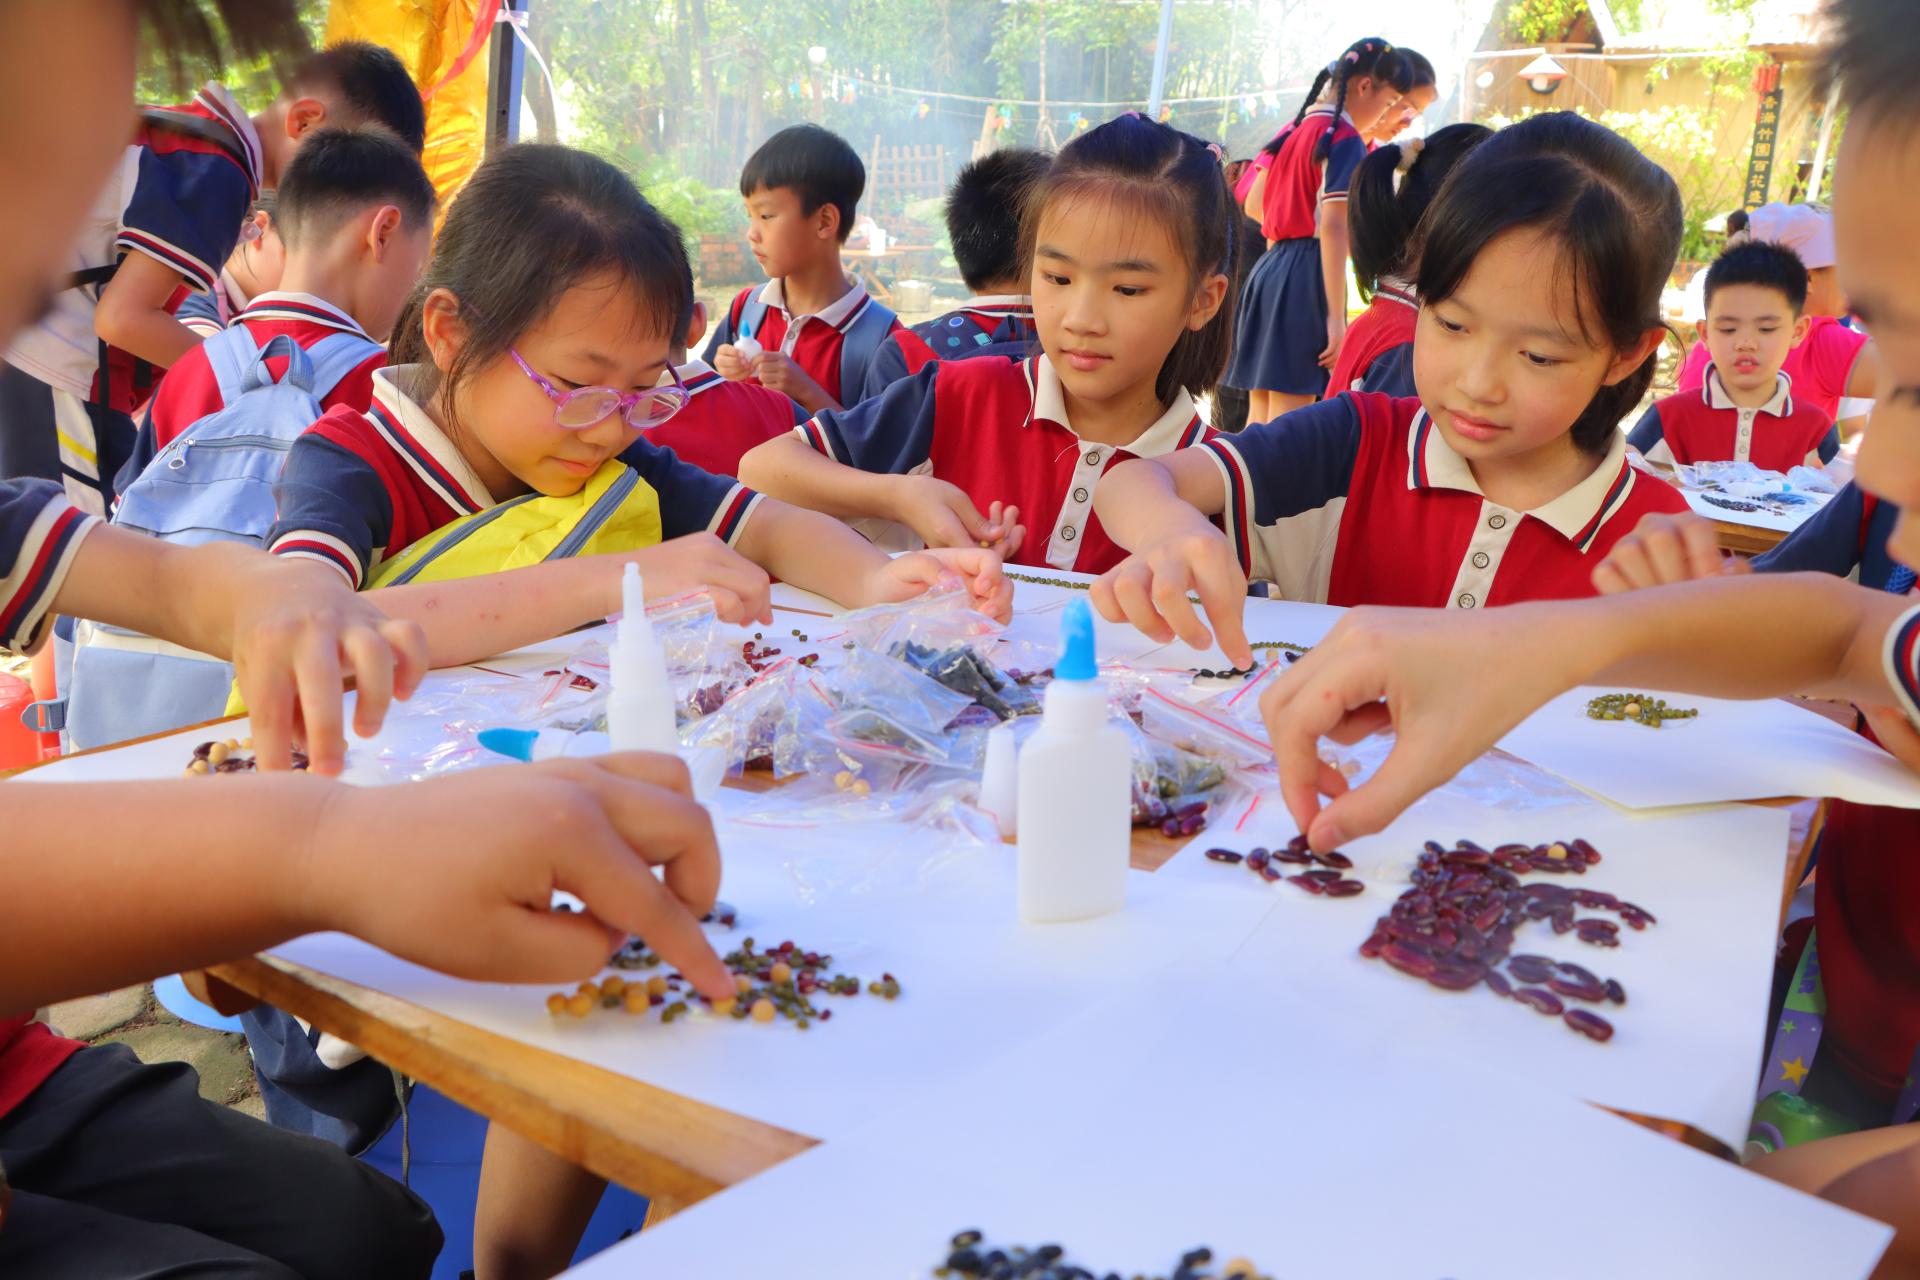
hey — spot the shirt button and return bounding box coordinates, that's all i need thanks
[1471,551,1490,570]
[1457,592,1477,609]
[1072,487,1089,503]
[1084,450,1103,466]
[1488,514,1507,530]
[1060,525,1078,541]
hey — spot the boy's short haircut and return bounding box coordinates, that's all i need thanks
[275,127,437,251]
[1703,240,1810,315]
[739,124,865,244]
[945,148,1052,291]
[289,41,427,155]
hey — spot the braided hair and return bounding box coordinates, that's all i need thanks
[1317,38,1412,161]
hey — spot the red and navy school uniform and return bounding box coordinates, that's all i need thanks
[1203,391,1689,607]
[1225,106,1369,398]
[121,292,388,488]
[1627,367,1838,474]
[173,269,251,340]
[637,358,804,479]
[1323,278,1418,400]
[796,353,1211,575]
[1753,482,1908,590]
[1678,317,1870,425]
[267,366,763,589]
[700,278,901,409]
[0,85,262,515]
[858,295,1038,401]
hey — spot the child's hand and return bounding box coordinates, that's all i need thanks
[611,533,775,628]
[1090,530,1252,668]
[309,753,734,996]
[749,351,833,413]
[1861,702,1920,774]
[1318,312,1348,370]
[228,557,430,776]
[980,500,1026,560]
[868,547,1014,622]
[1258,606,1583,851]
[713,344,752,381]
[888,475,1018,551]
[1591,511,1751,595]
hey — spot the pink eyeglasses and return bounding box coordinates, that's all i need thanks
[509,348,691,429]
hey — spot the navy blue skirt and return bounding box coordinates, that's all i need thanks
[1224,236,1329,396]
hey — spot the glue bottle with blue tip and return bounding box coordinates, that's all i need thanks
[607,562,680,755]
[1017,597,1130,922]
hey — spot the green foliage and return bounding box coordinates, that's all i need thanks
[1503,0,1591,44]
[134,1,327,107]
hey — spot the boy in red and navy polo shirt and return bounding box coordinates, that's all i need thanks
[749,353,1210,575]
[1203,392,1687,607]
[860,148,1050,401]
[1629,241,1839,474]
[267,366,763,589]
[123,128,437,487]
[704,125,900,414]
[643,357,804,479]
[0,43,425,515]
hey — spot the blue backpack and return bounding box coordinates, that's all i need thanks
[55,326,380,750]
[735,287,897,402]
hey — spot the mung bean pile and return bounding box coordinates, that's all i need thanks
[1584,691,1699,728]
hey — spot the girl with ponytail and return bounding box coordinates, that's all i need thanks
[1224,37,1411,425]
[1089,111,1693,634]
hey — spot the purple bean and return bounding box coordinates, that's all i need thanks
[1313,849,1354,870]
[1604,979,1627,1005]
[1382,942,1439,979]
[1514,988,1565,1016]
[1484,969,1514,998]
[1564,1009,1614,1041]
[1551,909,1576,935]
[1508,955,1555,985]
[1303,869,1342,885]
[1556,962,1601,987]
[1571,838,1602,865]
[1204,848,1243,864]
[1325,879,1365,898]
[1270,847,1314,866]
[1548,974,1606,1003]
[1286,874,1327,895]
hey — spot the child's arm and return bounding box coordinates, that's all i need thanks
[93,252,204,370]
[738,433,1017,552]
[1089,451,1254,667]
[1590,510,1748,596]
[732,497,1014,622]
[1317,203,1350,369]
[1260,574,1914,850]
[50,524,428,775]
[2,753,733,1013]
[749,350,840,415]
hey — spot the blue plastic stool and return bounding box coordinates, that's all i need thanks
[359,1083,647,1279]
[152,974,247,1034]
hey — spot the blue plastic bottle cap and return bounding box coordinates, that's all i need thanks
[1055,597,1099,681]
[477,726,539,761]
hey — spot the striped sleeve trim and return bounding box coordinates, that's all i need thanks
[114,229,218,295]
[708,485,764,548]
[1201,437,1256,580]
[796,415,841,462]
[268,530,363,589]
[0,501,97,653]
[1883,603,1920,729]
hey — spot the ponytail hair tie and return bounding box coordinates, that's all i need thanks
[1394,136,1424,174]
[1205,140,1224,162]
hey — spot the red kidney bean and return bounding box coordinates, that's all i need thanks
[1204,848,1244,864]
[1302,869,1342,884]
[1472,903,1505,933]
[1286,834,1312,853]
[1564,1009,1614,1041]
[1286,874,1327,895]
[1426,964,1484,992]
[1383,943,1441,979]
[1507,955,1556,984]
[1571,838,1601,864]
[1493,843,1533,857]
[1556,962,1601,986]
[1514,988,1565,1016]
[1548,974,1606,1003]
[1604,979,1627,1005]
[1314,849,1354,870]
[1325,879,1365,897]
[1423,841,1449,858]
[1551,909,1576,934]
[1574,889,1618,909]
[1484,969,1513,998]
[1576,921,1620,948]
[1359,931,1388,958]
[1260,866,1282,883]
[1271,847,1314,865]
[1455,839,1491,855]
[1246,849,1270,870]
[1620,902,1657,927]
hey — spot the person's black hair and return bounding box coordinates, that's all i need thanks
[275,126,437,251]
[739,124,866,244]
[1265,38,1413,162]
[1823,0,1920,125]
[1703,240,1810,314]
[1412,111,1682,456]
[946,148,1053,292]
[1726,209,1750,237]
[1349,123,1492,291]
[135,0,306,92]
[1399,48,1436,89]
[288,41,427,155]
[1020,114,1235,403]
[390,144,694,433]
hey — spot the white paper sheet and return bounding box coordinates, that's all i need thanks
[577,968,1891,1280]
[270,791,1282,1141]
[1684,486,1827,535]
[1497,686,1920,810]
[1157,791,1791,1151]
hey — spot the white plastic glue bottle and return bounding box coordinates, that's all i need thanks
[606,563,680,755]
[1017,597,1131,922]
